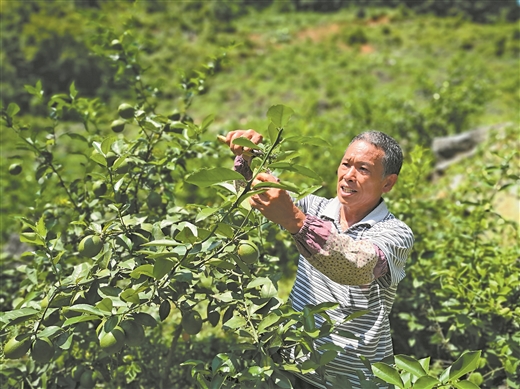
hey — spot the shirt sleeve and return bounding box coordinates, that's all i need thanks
[292,215,388,285]
[233,155,253,181]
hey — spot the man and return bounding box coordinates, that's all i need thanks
[225,129,414,389]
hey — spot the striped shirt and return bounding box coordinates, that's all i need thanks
[289,195,414,389]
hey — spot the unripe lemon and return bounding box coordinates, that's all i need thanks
[110,119,126,133]
[79,369,95,388]
[237,241,259,264]
[92,181,107,196]
[72,365,86,381]
[229,211,246,227]
[9,163,22,175]
[4,336,32,359]
[99,326,126,354]
[117,103,135,119]
[31,337,54,363]
[146,192,162,208]
[120,320,145,347]
[78,235,103,257]
[181,311,203,335]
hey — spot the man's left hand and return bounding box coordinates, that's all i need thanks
[250,173,305,234]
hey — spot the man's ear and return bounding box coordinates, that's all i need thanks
[382,174,398,193]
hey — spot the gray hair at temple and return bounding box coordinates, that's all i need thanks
[349,131,404,177]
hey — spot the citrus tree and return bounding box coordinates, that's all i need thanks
[1,26,488,389]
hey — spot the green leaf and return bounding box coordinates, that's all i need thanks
[252,181,300,194]
[442,351,481,382]
[257,313,280,333]
[90,151,107,167]
[130,264,154,279]
[231,137,262,150]
[371,363,404,389]
[186,168,244,188]
[68,304,106,317]
[453,380,481,389]
[413,375,440,389]
[153,257,174,279]
[318,343,344,352]
[285,135,331,148]
[0,307,40,327]
[247,277,271,289]
[344,310,370,322]
[36,215,47,239]
[260,280,278,298]
[95,298,114,313]
[6,103,20,118]
[319,350,338,366]
[310,302,338,314]
[142,239,183,247]
[268,122,279,143]
[201,114,215,131]
[38,326,62,338]
[120,289,140,304]
[63,314,101,326]
[69,81,78,99]
[395,355,427,377]
[101,136,116,155]
[267,104,294,128]
[223,316,246,329]
[132,312,157,327]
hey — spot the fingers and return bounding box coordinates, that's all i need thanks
[252,172,278,185]
[225,129,263,157]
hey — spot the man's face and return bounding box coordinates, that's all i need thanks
[337,140,397,213]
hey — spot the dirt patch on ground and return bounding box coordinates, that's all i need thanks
[248,19,384,54]
[367,15,391,26]
[296,23,342,43]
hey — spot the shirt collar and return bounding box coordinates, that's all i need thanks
[319,197,389,227]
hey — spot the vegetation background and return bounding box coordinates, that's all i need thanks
[1,1,518,388]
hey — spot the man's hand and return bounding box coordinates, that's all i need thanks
[250,173,305,234]
[224,129,263,163]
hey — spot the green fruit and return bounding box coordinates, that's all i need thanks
[99,326,126,354]
[4,336,32,359]
[237,240,259,264]
[9,163,22,175]
[229,211,246,227]
[120,320,145,347]
[111,119,126,133]
[146,192,162,208]
[181,311,203,335]
[31,337,54,363]
[118,103,135,119]
[79,369,95,388]
[72,365,86,381]
[78,235,103,257]
[92,181,107,196]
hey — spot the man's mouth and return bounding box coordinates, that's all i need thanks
[340,185,356,194]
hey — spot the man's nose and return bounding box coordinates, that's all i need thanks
[342,166,355,181]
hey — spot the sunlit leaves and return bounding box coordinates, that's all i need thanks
[185,167,244,187]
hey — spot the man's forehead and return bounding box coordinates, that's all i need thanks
[343,141,384,161]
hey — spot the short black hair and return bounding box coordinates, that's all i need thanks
[349,131,403,176]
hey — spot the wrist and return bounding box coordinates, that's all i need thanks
[284,207,305,235]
